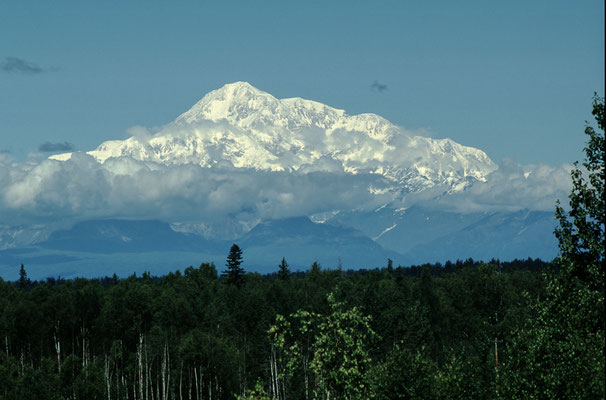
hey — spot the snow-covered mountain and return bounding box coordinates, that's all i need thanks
[0,82,563,278]
[51,82,496,193]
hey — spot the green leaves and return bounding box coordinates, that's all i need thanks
[501,95,606,399]
[269,292,379,399]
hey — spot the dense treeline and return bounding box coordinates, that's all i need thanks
[1,258,549,399]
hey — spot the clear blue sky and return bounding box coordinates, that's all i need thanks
[1,0,604,166]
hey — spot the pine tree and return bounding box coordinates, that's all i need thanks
[223,244,245,287]
[18,264,29,290]
[277,257,290,281]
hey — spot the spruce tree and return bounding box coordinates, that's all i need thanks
[277,257,290,280]
[223,243,245,287]
[18,264,29,290]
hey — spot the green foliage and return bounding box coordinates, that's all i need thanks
[269,292,379,399]
[501,95,605,399]
[555,94,605,288]
[371,344,437,400]
[236,379,271,400]
[0,255,579,399]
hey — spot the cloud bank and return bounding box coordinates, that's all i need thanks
[0,153,391,226]
[422,158,573,213]
[0,153,572,237]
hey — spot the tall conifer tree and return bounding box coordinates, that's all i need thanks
[18,264,29,290]
[223,244,245,287]
[277,257,290,280]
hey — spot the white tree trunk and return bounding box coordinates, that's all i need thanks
[194,366,199,400]
[138,333,144,400]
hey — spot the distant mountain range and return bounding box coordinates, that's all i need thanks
[0,82,560,279]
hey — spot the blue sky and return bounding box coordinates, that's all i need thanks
[1,0,604,166]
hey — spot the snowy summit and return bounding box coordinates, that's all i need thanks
[51,82,496,193]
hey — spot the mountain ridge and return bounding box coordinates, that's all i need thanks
[50,82,496,193]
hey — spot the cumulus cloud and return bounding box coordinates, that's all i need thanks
[1,57,49,74]
[421,158,573,213]
[0,150,573,240]
[38,142,75,152]
[0,153,392,227]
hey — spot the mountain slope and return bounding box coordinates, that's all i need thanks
[327,207,558,263]
[40,219,213,253]
[402,210,558,263]
[235,216,405,271]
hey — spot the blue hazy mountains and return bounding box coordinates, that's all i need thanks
[328,206,558,263]
[0,208,558,280]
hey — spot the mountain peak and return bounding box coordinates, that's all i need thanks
[50,82,497,193]
[176,81,280,125]
[209,81,269,101]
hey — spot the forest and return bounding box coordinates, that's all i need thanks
[0,257,561,400]
[0,99,603,399]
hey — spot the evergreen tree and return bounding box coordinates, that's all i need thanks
[18,264,29,290]
[224,243,245,287]
[277,257,290,281]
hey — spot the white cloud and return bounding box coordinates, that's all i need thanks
[422,158,573,213]
[0,153,573,238]
[0,153,392,227]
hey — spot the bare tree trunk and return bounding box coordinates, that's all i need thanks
[118,373,122,400]
[162,341,167,400]
[81,326,87,370]
[269,344,280,400]
[194,366,199,400]
[166,349,171,400]
[138,333,144,400]
[105,354,111,400]
[179,361,183,400]
[208,376,212,400]
[53,321,61,373]
[146,338,154,400]
[269,354,275,399]
[304,354,309,400]
[281,377,286,400]
[20,350,24,376]
[208,374,212,400]
[187,368,192,400]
